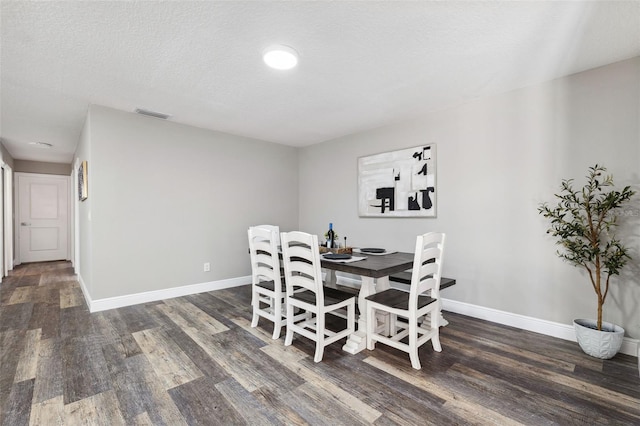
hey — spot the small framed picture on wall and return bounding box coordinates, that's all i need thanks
[78,160,88,201]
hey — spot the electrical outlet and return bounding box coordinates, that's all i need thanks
[204,262,211,272]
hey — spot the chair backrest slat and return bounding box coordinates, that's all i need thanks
[254,224,281,246]
[411,232,445,304]
[255,264,276,281]
[248,226,281,287]
[281,231,324,303]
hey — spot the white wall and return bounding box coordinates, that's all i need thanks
[79,105,299,300]
[298,57,640,339]
[75,114,92,295]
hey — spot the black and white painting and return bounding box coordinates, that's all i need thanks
[358,144,436,217]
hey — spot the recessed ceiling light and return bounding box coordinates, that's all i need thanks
[263,45,299,70]
[28,142,53,148]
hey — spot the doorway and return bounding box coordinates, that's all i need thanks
[15,173,70,264]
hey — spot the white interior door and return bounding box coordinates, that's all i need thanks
[17,173,69,263]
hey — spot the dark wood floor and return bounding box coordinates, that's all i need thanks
[1,261,639,425]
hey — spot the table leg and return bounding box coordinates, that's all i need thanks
[419,312,449,330]
[323,268,337,288]
[342,276,375,354]
[375,277,391,336]
[342,275,393,353]
[440,313,449,327]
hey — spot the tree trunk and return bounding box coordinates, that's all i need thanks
[595,255,602,331]
[597,297,603,331]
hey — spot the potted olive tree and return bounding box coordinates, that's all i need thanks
[538,164,635,359]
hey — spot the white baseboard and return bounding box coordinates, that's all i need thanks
[77,272,92,310]
[339,274,638,358]
[442,298,639,358]
[79,275,251,313]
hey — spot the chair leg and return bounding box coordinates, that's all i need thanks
[314,313,325,363]
[272,296,282,339]
[251,292,259,328]
[431,332,442,352]
[285,303,294,346]
[409,318,421,370]
[366,303,375,350]
[431,303,442,352]
[314,345,325,363]
[272,326,282,340]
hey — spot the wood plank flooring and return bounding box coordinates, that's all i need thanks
[1,261,639,425]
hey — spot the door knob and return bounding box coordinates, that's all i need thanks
[21,222,31,226]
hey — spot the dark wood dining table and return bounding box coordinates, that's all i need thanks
[268,246,455,355]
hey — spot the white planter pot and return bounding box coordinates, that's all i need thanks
[573,319,624,359]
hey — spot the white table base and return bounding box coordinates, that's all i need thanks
[343,276,390,354]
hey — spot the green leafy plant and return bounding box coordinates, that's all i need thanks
[538,165,635,331]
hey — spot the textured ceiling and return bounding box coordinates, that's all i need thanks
[1,1,639,163]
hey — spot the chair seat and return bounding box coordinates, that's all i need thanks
[389,271,456,290]
[255,280,286,292]
[291,288,354,307]
[366,288,436,310]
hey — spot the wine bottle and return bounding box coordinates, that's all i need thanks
[327,223,335,249]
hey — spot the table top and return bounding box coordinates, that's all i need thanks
[320,251,414,279]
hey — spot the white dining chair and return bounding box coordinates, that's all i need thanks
[248,225,285,339]
[366,232,446,369]
[281,231,356,362]
[254,224,281,246]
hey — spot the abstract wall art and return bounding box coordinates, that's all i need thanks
[78,160,88,201]
[358,144,436,217]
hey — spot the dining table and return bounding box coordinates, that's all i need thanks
[320,251,416,354]
[269,243,455,355]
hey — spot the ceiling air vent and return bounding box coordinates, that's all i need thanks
[134,108,171,120]
[28,142,53,148]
